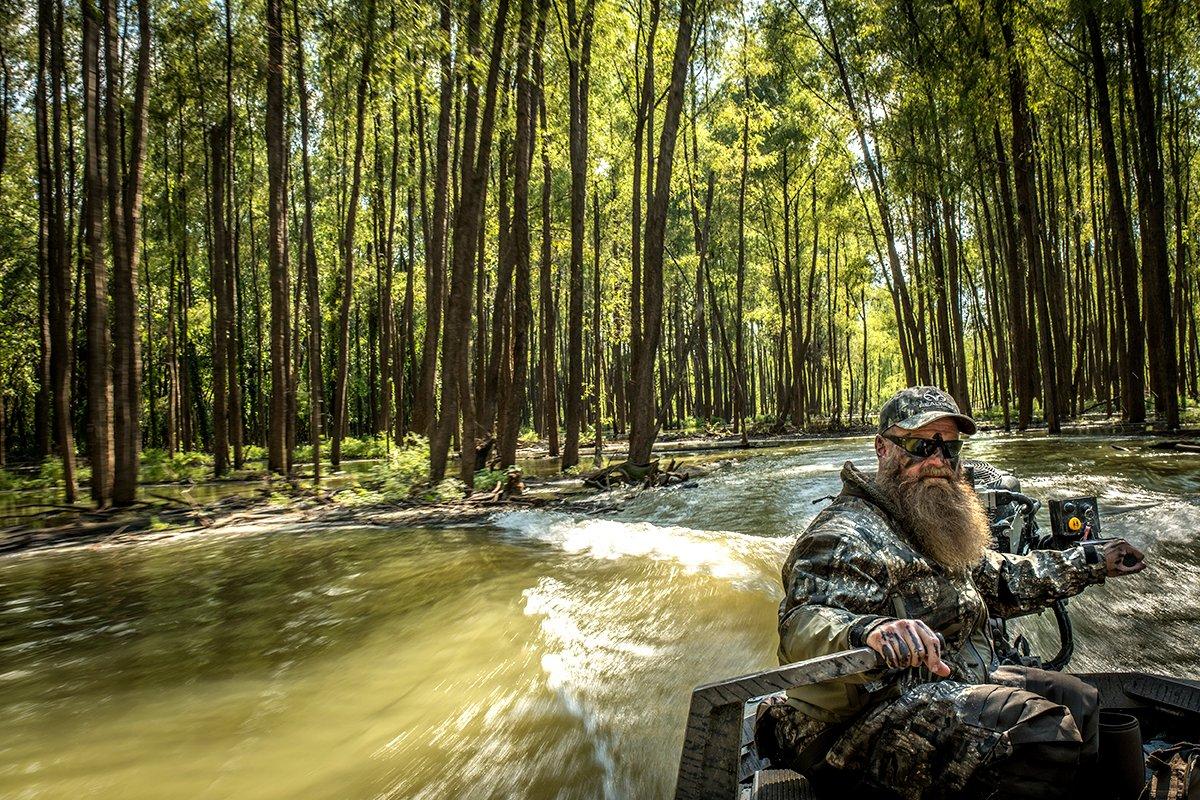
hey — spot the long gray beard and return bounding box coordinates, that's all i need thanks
[876,451,993,572]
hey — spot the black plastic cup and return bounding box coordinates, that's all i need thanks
[1098,711,1145,800]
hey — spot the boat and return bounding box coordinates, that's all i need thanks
[673,461,1200,799]
[672,653,1200,799]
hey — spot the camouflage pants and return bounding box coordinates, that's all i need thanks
[766,667,1099,800]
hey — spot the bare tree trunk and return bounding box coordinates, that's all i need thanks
[429,0,510,486]
[290,0,321,483]
[1128,0,1177,428]
[266,0,290,472]
[537,47,558,457]
[104,0,149,504]
[37,0,78,501]
[811,0,919,386]
[82,0,112,506]
[330,0,377,470]
[627,0,695,465]
[735,28,750,446]
[591,185,604,465]
[210,122,232,475]
[413,0,453,439]
[562,0,595,470]
[499,0,544,468]
[1084,8,1144,424]
[997,0,1059,432]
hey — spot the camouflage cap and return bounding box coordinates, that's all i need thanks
[878,386,977,435]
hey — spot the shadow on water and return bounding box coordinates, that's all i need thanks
[0,434,1196,798]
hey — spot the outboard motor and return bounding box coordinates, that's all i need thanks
[965,459,1100,671]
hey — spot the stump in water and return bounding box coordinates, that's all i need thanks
[469,466,525,503]
[475,436,496,471]
[584,458,690,489]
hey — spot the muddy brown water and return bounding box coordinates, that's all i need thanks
[1,434,1197,799]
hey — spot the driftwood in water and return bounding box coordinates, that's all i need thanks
[584,458,691,489]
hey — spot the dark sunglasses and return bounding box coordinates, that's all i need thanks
[883,432,964,462]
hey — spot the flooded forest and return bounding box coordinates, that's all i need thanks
[1,0,1199,506]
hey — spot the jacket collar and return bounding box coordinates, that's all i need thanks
[838,460,917,543]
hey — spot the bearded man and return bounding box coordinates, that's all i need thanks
[762,386,1146,800]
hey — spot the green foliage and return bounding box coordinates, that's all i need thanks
[37,457,64,487]
[422,478,468,504]
[366,435,431,502]
[473,467,508,490]
[242,445,267,463]
[339,437,390,460]
[140,449,212,484]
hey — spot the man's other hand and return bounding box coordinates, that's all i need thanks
[1101,539,1146,577]
[865,619,952,676]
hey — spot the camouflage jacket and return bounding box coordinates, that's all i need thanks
[778,461,1107,727]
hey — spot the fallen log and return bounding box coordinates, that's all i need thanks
[583,458,690,489]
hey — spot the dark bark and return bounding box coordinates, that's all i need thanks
[430,0,511,486]
[265,0,290,472]
[291,0,321,483]
[210,122,232,475]
[562,0,595,470]
[82,0,112,505]
[536,43,558,457]
[1085,8,1144,423]
[997,0,1060,432]
[1128,0,1177,428]
[330,0,377,469]
[104,0,150,504]
[413,0,453,438]
[628,0,695,466]
[812,0,920,387]
[36,0,77,501]
[499,0,544,468]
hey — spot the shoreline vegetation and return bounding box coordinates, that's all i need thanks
[3,422,1197,556]
[4,0,1200,522]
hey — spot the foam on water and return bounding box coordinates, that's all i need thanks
[492,510,789,588]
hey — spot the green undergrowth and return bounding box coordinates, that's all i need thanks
[0,457,91,491]
[367,435,433,501]
[140,449,212,483]
[331,436,506,506]
[293,435,389,463]
[336,435,450,505]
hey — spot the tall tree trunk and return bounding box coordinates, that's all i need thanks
[266,0,290,472]
[537,46,559,457]
[1084,8,1144,424]
[591,185,604,465]
[562,0,595,470]
[413,0,453,438]
[210,122,232,476]
[105,0,150,504]
[499,0,544,467]
[330,0,377,469]
[628,0,695,465]
[291,0,321,483]
[997,0,1059,432]
[82,0,112,506]
[429,0,511,486]
[734,30,750,447]
[992,123,1034,428]
[813,0,919,387]
[37,0,78,501]
[1128,0,1177,428]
